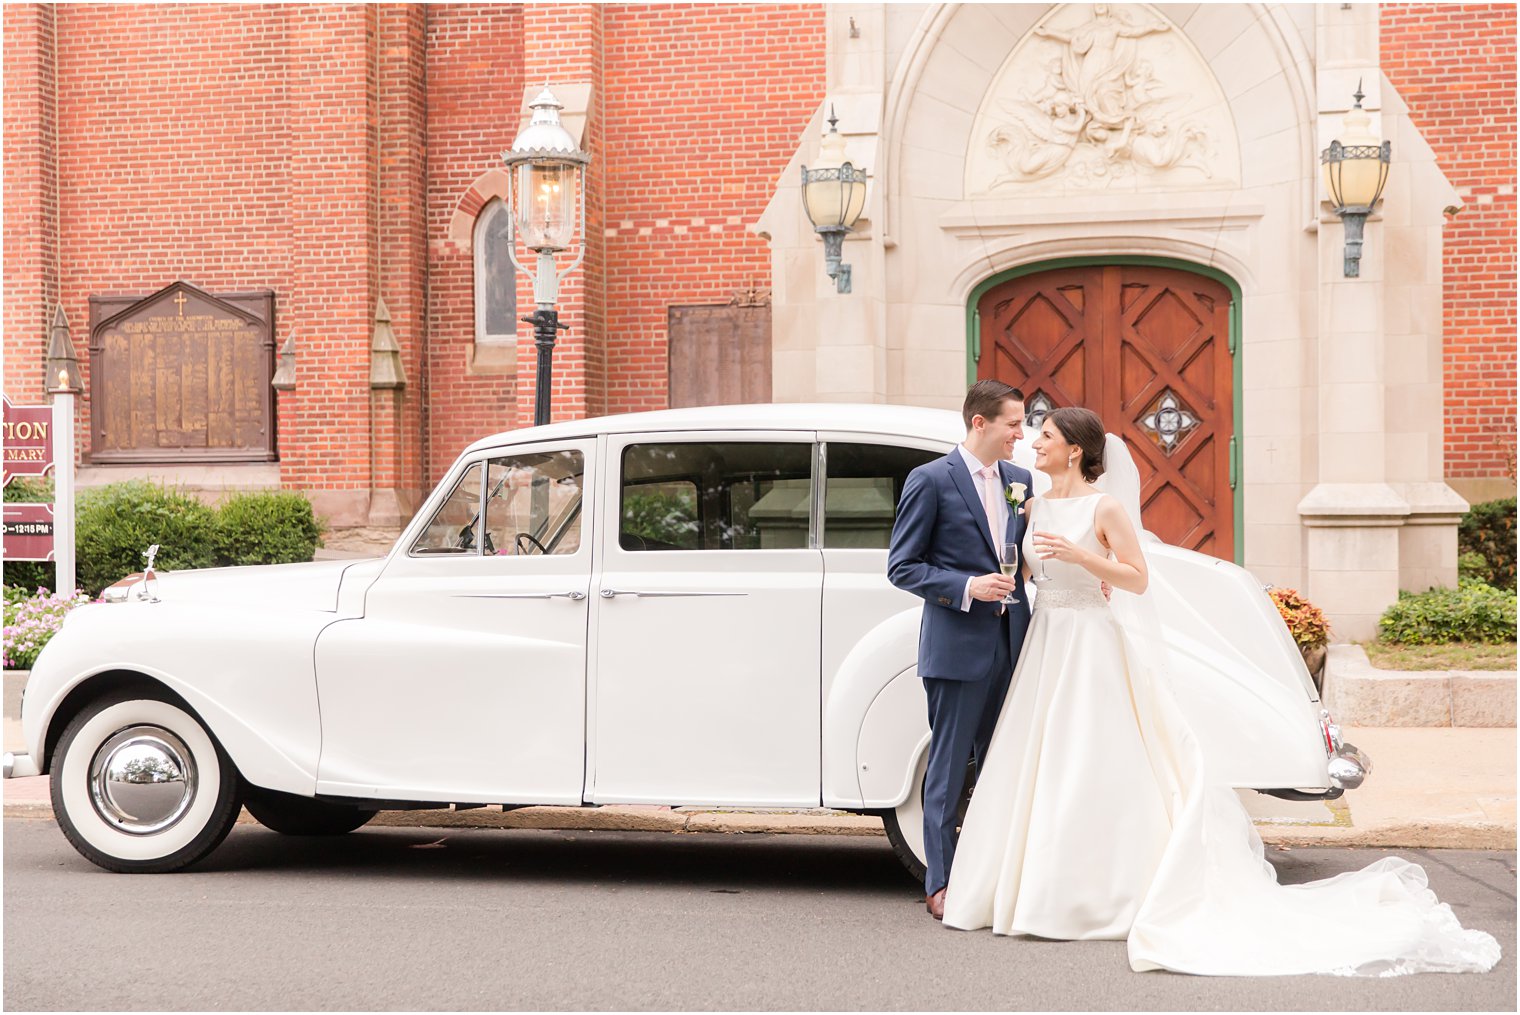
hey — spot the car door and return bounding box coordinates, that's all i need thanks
[587,431,823,807]
[313,439,595,805]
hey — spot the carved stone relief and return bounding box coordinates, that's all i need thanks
[965,4,1240,196]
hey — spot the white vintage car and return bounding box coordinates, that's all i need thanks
[6,404,1369,874]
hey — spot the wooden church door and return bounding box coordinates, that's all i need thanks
[977,264,1235,559]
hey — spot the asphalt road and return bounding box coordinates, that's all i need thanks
[3,819,1515,1012]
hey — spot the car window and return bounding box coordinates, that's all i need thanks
[482,449,585,555]
[620,442,811,551]
[411,463,486,554]
[823,442,941,548]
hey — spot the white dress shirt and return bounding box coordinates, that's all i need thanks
[957,443,1009,611]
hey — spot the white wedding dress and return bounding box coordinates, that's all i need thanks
[941,443,1501,976]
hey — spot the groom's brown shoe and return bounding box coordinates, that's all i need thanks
[926,889,946,921]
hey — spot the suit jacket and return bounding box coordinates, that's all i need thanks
[887,451,1033,681]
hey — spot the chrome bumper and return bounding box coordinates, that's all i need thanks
[1328,742,1372,790]
[2,753,40,779]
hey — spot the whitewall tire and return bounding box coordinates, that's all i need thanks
[50,689,242,873]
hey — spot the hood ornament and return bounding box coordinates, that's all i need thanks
[139,544,161,602]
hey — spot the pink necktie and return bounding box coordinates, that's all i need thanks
[980,464,1002,559]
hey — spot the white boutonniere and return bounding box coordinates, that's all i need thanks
[1004,481,1027,510]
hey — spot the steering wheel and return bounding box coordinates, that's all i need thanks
[514,531,548,556]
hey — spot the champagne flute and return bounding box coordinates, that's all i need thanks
[1030,534,1054,585]
[1027,504,1053,585]
[999,541,1021,605]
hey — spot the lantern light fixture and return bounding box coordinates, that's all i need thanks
[500,86,591,426]
[46,305,82,396]
[801,107,868,294]
[1319,82,1391,278]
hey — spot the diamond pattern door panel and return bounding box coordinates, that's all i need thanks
[977,265,1233,558]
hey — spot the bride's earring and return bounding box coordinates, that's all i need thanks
[1067,454,1077,469]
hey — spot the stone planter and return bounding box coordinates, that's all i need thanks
[1300,644,1327,697]
[1320,644,1517,726]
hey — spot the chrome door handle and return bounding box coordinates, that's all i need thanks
[599,589,747,599]
[454,591,587,601]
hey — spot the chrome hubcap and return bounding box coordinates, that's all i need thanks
[88,725,197,835]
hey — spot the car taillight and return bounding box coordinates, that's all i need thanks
[1319,709,1342,755]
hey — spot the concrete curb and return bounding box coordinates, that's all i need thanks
[5,800,1512,850]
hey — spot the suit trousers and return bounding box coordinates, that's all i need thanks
[920,624,1014,896]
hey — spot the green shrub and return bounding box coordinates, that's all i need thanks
[1,563,53,595]
[212,490,324,567]
[1378,580,1517,645]
[1459,497,1517,591]
[1458,551,1490,584]
[74,481,218,596]
[3,482,327,599]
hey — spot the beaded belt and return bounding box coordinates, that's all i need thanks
[1031,588,1109,611]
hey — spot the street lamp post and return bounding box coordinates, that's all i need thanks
[801,108,868,293]
[1320,83,1391,278]
[45,306,82,597]
[501,87,591,427]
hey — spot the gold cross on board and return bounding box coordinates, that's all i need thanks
[173,292,188,317]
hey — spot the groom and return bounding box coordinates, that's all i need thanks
[887,380,1033,920]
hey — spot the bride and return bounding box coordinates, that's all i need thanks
[941,407,1501,976]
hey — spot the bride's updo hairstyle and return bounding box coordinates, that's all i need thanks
[1047,407,1107,483]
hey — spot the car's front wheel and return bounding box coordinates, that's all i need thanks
[244,788,376,836]
[50,688,243,873]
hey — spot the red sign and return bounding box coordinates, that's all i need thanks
[3,503,55,561]
[3,394,54,486]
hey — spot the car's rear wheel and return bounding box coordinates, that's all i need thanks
[244,788,376,836]
[879,750,975,884]
[50,688,242,873]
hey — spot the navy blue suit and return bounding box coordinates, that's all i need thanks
[887,451,1032,895]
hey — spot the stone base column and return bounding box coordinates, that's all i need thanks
[1298,483,1410,643]
[1393,482,1470,592]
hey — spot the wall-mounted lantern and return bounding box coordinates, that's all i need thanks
[1320,83,1391,278]
[801,108,868,294]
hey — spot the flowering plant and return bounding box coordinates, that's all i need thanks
[1004,481,1027,510]
[4,587,91,670]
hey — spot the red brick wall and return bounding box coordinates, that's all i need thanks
[422,2,825,480]
[2,4,57,407]
[600,3,825,415]
[424,3,524,478]
[49,4,298,469]
[4,4,429,522]
[375,4,429,512]
[518,3,606,430]
[1382,3,1518,481]
[283,4,379,510]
